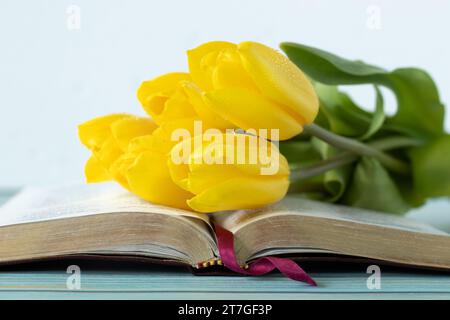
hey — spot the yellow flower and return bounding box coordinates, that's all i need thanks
[120,134,194,210]
[137,72,233,129]
[78,114,158,185]
[78,41,312,212]
[167,132,290,212]
[187,41,319,140]
[137,73,195,124]
[79,113,193,210]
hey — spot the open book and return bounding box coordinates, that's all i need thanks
[1,184,450,271]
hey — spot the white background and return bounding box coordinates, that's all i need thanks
[1,0,449,187]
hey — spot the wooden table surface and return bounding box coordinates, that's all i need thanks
[1,189,449,300]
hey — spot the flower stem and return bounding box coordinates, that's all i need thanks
[291,152,357,181]
[290,135,423,182]
[303,123,412,175]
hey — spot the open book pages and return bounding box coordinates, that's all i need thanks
[0,183,211,226]
[0,184,218,267]
[1,184,449,270]
[213,196,450,268]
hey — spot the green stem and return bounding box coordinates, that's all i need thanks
[290,135,423,182]
[291,153,356,181]
[303,123,411,175]
[369,136,424,150]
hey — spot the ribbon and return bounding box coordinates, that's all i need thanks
[214,224,317,286]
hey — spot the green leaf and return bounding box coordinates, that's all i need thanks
[310,138,352,202]
[410,135,450,198]
[315,83,385,140]
[359,86,385,140]
[314,83,370,137]
[280,43,386,83]
[342,157,410,214]
[280,42,445,139]
[385,68,445,139]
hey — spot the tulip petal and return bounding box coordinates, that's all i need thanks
[126,151,193,210]
[187,176,289,212]
[167,135,203,190]
[162,90,197,121]
[212,54,259,92]
[187,133,290,177]
[128,134,158,153]
[204,88,303,140]
[182,81,233,129]
[94,136,123,170]
[85,155,111,183]
[187,41,236,91]
[167,157,190,191]
[78,114,129,151]
[156,117,205,153]
[238,41,319,124]
[137,72,191,105]
[221,133,290,177]
[138,73,192,123]
[233,149,290,177]
[109,152,139,190]
[144,95,169,122]
[111,116,158,151]
[186,165,243,195]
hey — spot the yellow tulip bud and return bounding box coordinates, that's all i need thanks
[137,72,233,129]
[167,132,290,212]
[79,114,193,209]
[187,41,319,140]
[124,145,194,210]
[137,73,196,124]
[78,114,158,187]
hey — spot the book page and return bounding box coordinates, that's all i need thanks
[214,195,448,236]
[0,183,210,227]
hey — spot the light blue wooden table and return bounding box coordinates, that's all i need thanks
[1,190,450,300]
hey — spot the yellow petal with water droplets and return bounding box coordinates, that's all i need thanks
[238,41,319,125]
[204,88,303,140]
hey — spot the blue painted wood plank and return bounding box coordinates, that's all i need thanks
[1,267,450,299]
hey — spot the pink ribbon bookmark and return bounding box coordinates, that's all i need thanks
[214,224,317,286]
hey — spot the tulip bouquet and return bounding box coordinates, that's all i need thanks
[79,41,450,214]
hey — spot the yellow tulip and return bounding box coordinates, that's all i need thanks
[167,132,290,212]
[137,72,233,129]
[79,114,193,209]
[187,41,319,140]
[78,113,157,186]
[137,73,195,124]
[78,113,156,180]
[123,139,194,210]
